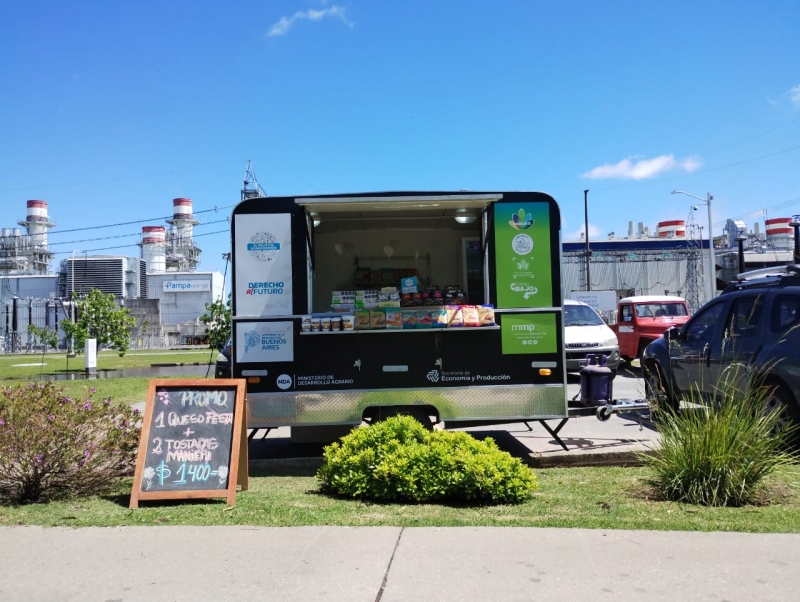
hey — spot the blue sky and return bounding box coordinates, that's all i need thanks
[2,0,799,277]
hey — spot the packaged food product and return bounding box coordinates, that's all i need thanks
[401,310,417,329]
[415,309,432,329]
[385,309,403,329]
[354,310,371,330]
[381,268,394,282]
[380,286,397,293]
[431,308,448,328]
[462,305,481,327]
[393,269,406,281]
[401,293,415,307]
[445,305,463,327]
[331,316,341,331]
[311,318,321,332]
[342,315,355,331]
[478,305,496,326]
[370,308,387,329]
[412,292,423,306]
[370,269,382,283]
[321,316,331,331]
[301,315,312,332]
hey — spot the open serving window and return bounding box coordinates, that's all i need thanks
[297,193,500,330]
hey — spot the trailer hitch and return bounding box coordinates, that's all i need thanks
[596,398,650,422]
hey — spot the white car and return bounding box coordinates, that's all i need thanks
[563,299,620,372]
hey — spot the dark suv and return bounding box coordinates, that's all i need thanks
[642,265,800,427]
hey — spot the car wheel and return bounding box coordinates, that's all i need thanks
[762,384,800,445]
[643,361,676,413]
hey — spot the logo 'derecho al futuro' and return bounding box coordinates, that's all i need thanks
[247,232,281,262]
[509,208,534,230]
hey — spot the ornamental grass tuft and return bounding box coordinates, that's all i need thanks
[642,373,798,507]
[0,382,140,504]
[317,415,537,504]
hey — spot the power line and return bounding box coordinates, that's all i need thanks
[46,219,229,248]
[50,229,230,255]
[713,196,800,227]
[590,144,800,193]
[701,116,800,157]
[47,203,237,236]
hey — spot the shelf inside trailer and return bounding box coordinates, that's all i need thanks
[300,326,501,335]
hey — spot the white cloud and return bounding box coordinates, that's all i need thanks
[580,154,703,181]
[267,5,353,37]
[567,223,602,241]
[789,84,800,106]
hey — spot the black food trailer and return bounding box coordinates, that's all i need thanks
[230,191,633,440]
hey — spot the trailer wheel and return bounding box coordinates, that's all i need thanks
[369,406,436,430]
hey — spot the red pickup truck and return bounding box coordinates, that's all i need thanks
[610,295,691,363]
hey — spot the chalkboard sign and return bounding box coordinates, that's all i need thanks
[129,379,248,508]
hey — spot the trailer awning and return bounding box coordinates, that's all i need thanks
[295,193,502,212]
[295,193,503,232]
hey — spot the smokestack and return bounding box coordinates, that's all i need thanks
[20,199,55,248]
[140,226,167,273]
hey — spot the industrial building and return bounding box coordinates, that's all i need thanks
[1,196,224,352]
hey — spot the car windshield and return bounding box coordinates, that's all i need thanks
[635,303,688,318]
[564,305,605,326]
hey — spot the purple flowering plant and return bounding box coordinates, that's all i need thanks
[0,382,140,504]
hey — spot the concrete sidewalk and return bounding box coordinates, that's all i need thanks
[1,526,797,601]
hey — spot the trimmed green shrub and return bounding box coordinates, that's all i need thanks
[317,415,537,504]
[642,380,797,507]
[0,382,140,504]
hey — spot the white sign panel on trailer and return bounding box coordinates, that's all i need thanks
[236,321,294,363]
[234,213,293,316]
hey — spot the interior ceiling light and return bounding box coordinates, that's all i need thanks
[310,212,321,227]
[454,209,477,224]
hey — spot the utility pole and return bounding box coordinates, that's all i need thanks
[584,190,591,291]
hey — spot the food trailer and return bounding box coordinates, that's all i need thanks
[231,191,569,432]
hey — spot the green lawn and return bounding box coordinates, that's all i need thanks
[1,348,218,405]
[3,465,800,532]
[0,349,215,381]
[2,377,197,406]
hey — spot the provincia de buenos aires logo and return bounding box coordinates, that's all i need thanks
[247,231,281,262]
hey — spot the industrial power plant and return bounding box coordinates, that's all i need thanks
[0,195,224,352]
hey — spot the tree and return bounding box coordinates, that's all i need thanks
[200,293,231,349]
[60,289,136,357]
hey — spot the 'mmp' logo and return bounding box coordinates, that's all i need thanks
[276,374,293,390]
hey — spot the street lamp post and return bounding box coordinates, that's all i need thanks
[70,250,84,354]
[671,191,715,303]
